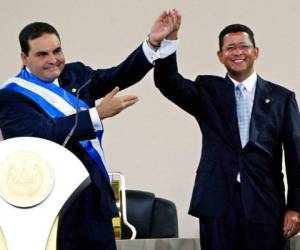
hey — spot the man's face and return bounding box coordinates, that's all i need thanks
[21,33,65,82]
[217,32,259,82]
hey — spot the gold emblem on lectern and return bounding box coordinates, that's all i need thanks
[0,149,54,208]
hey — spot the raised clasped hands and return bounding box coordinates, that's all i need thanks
[148,9,182,45]
[95,9,183,119]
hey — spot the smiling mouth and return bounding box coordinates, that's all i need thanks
[44,66,59,71]
[232,59,244,64]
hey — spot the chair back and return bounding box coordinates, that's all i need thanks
[121,190,178,239]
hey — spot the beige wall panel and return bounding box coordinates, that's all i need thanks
[1,0,300,238]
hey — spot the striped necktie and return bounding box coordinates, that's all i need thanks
[235,84,250,148]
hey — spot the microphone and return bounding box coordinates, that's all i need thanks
[62,77,93,147]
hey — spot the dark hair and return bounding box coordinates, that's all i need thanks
[218,24,256,51]
[19,22,60,55]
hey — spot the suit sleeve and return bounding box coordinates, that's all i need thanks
[89,44,153,100]
[0,90,96,145]
[282,92,300,211]
[153,52,202,117]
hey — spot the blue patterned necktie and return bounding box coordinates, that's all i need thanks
[235,84,250,148]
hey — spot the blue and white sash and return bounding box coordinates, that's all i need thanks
[2,69,111,184]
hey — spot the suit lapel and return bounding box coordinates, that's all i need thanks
[249,76,272,144]
[213,76,241,148]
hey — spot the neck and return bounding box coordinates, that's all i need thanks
[228,70,254,82]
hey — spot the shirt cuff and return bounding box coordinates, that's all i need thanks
[142,39,178,64]
[142,40,161,64]
[159,39,178,58]
[89,107,103,131]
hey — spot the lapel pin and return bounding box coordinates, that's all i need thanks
[265,98,270,104]
[71,88,77,93]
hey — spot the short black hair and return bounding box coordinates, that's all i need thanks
[218,24,256,51]
[19,22,60,55]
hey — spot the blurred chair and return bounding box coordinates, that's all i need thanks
[121,190,179,239]
[0,128,3,141]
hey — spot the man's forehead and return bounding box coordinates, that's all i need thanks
[28,34,61,52]
[223,32,251,43]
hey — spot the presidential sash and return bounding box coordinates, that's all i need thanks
[2,69,111,184]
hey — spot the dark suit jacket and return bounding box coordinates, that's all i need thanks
[0,45,153,244]
[154,52,300,226]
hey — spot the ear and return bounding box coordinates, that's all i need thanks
[254,47,259,60]
[20,52,28,66]
[217,50,224,64]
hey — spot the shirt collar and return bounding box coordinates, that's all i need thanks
[229,72,257,92]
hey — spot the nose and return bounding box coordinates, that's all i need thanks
[233,47,243,55]
[47,54,57,64]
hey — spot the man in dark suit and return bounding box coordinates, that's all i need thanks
[153,11,300,250]
[0,11,177,250]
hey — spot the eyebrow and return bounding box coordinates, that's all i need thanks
[54,47,62,52]
[35,51,49,56]
[224,41,252,48]
[34,46,62,56]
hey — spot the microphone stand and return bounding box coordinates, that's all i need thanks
[62,78,92,147]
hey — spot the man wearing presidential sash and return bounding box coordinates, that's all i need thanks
[0,10,178,250]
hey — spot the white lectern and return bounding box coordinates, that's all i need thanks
[0,137,89,250]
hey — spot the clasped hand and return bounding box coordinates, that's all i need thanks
[149,9,182,45]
